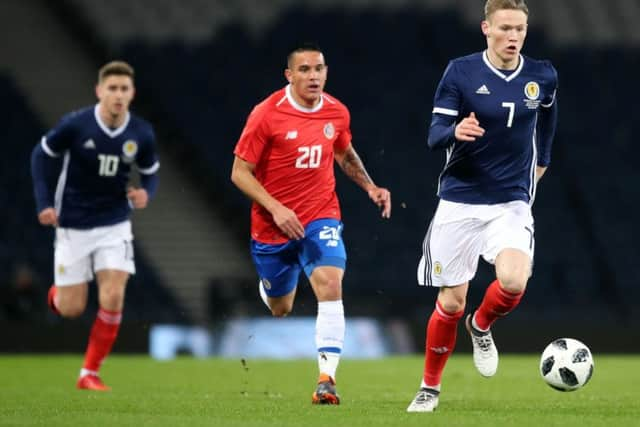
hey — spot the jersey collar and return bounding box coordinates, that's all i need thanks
[94,104,130,138]
[482,50,524,82]
[285,84,324,113]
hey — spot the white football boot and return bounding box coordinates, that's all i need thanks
[465,313,499,377]
[406,388,440,412]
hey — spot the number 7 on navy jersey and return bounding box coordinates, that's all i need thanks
[501,102,515,128]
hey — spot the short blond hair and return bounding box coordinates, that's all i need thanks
[98,60,134,83]
[485,0,529,20]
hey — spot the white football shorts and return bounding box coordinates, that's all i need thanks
[54,220,135,286]
[417,200,534,287]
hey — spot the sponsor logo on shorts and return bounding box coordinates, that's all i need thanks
[434,261,442,276]
[261,279,271,290]
[57,264,66,275]
[319,226,341,247]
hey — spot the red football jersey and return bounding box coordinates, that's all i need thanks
[234,85,352,243]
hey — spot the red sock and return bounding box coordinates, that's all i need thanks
[474,280,524,331]
[423,301,464,387]
[83,308,122,372]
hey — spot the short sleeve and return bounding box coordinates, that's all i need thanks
[41,114,76,157]
[432,61,461,118]
[234,104,271,164]
[541,62,558,108]
[334,107,352,151]
[432,61,461,117]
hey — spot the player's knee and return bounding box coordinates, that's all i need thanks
[271,308,291,317]
[317,278,341,300]
[496,252,531,293]
[271,303,292,317]
[440,299,465,314]
[497,274,528,294]
[99,287,126,310]
[438,289,466,313]
[58,301,86,318]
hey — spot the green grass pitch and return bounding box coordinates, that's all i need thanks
[1,355,638,426]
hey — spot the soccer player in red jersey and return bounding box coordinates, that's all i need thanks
[232,42,391,405]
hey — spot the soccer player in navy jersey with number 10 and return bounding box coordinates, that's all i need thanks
[407,0,558,412]
[31,61,160,391]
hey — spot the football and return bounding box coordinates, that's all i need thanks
[539,338,594,391]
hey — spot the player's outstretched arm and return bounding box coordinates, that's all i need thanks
[334,144,391,218]
[231,156,305,239]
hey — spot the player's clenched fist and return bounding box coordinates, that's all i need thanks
[455,112,485,142]
[37,207,58,227]
[127,187,149,209]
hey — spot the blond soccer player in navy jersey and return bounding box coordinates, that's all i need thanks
[407,0,558,412]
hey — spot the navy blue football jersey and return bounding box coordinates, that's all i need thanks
[429,51,558,204]
[38,105,159,228]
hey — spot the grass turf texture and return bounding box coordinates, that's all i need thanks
[1,355,638,426]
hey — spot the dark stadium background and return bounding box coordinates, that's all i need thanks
[1,0,638,355]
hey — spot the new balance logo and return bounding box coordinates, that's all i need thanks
[83,139,96,149]
[285,130,298,140]
[476,85,491,95]
[319,226,340,247]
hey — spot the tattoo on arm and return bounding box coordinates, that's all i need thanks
[339,147,374,190]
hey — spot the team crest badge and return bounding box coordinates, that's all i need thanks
[434,261,442,277]
[524,81,540,100]
[121,140,138,163]
[323,122,335,139]
[122,140,138,158]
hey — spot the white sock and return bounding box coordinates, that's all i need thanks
[315,300,345,379]
[420,379,441,391]
[258,280,271,310]
[80,368,98,378]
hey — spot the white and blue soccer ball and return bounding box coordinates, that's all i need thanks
[539,338,594,391]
